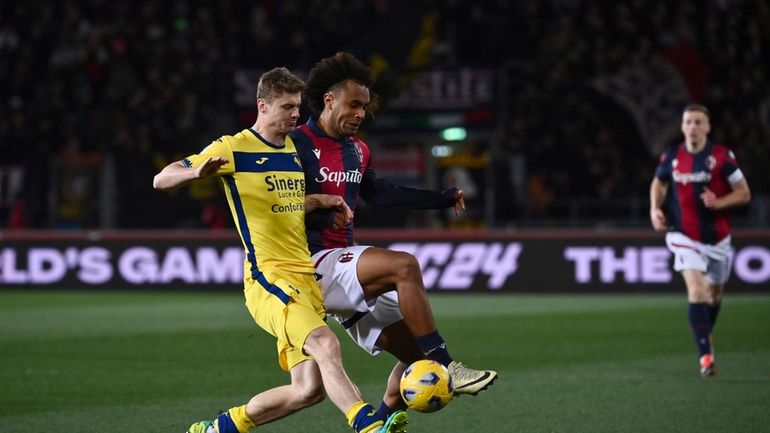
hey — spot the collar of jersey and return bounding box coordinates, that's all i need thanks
[682,139,712,156]
[306,117,351,144]
[247,128,286,149]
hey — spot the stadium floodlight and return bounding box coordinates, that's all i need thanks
[440,126,467,141]
[431,145,452,157]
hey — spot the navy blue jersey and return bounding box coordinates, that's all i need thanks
[654,141,744,244]
[291,118,457,254]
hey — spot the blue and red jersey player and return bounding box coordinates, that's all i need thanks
[654,141,743,244]
[290,52,497,419]
[650,104,751,378]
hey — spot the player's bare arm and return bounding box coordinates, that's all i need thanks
[153,157,228,191]
[453,189,466,216]
[700,179,751,210]
[305,194,354,229]
[649,177,669,231]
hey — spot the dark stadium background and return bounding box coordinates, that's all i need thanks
[1,1,768,231]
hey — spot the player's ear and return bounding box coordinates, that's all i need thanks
[324,92,334,110]
[257,98,267,114]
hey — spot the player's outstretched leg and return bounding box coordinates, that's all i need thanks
[448,361,498,395]
[357,248,499,397]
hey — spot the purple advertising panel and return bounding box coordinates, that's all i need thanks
[1,230,769,292]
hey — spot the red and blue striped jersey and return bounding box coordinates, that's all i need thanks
[654,141,744,244]
[291,118,457,255]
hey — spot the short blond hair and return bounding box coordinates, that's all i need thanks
[256,67,305,103]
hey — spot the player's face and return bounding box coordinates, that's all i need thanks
[324,80,370,138]
[260,92,302,136]
[681,110,710,148]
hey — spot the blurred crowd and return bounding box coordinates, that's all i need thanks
[1,0,768,229]
[439,1,770,223]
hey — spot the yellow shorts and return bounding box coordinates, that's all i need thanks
[244,272,327,371]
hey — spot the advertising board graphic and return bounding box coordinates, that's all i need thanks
[1,230,768,291]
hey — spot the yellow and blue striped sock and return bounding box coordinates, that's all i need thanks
[214,405,255,433]
[346,401,383,433]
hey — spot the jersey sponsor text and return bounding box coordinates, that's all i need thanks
[314,167,363,186]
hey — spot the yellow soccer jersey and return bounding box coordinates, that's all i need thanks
[182,128,315,299]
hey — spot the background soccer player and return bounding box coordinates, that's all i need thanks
[153,67,407,433]
[291,52,497,418]
[649,104,751,377]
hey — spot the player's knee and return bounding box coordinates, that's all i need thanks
[687,285,711,303]
[390,251,422,283]
[305,327,342,362]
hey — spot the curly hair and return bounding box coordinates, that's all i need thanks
[256,67,305,103]
[304,52,374,116]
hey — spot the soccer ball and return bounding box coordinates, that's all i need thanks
[399,360,454,413]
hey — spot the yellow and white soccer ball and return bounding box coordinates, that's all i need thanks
[399,360,454,413]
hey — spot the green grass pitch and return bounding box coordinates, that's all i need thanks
[1,291,768,433]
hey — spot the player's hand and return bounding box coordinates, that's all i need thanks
[650,208,667,231]
[453,189,466,216]
[305,194,353,228]
[196,157,229,179]
[700,187,719,209]
[331,202,353,229]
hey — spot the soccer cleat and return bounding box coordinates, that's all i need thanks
[186,420,216,433]
[699,353,718,378]
[377,410,408,433]
[447,361,498,395]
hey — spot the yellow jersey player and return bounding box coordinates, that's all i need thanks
[153,67,407,433]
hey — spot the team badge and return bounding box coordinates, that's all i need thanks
[706,155,716,170]
[354,143,363,163]
[339,252,355,263]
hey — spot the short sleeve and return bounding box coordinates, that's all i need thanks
[654,150,672,182]
[721,149,744,185]
[181,136,235,175]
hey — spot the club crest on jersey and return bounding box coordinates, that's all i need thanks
[706,155,716,170]
[354,143,363,163]
[339,252,355,263]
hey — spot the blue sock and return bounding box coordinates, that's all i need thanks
[709,302,722,327]
[415,330,453,366]
[351,404,379,432]
[688,303,712,356]
[215,411,240,433]
[375,400,397,421]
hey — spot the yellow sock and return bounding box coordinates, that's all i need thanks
[231,406,255,433]
[346,401,383,433]
[213,405,255,433]
[346,401,367,426]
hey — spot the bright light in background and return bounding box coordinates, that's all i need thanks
[439,126,467,141]
[431,145,453,157]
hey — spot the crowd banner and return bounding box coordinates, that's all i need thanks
[1,230,768,292]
